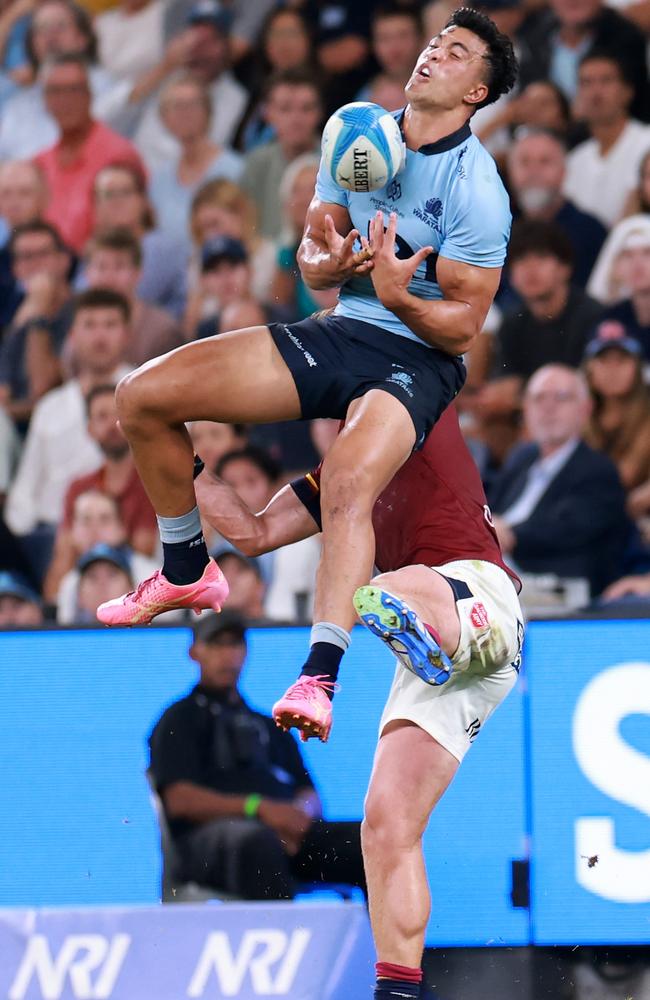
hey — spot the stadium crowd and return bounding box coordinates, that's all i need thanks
[2,0,650,627]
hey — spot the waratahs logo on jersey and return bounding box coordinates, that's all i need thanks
[412,196,443,231]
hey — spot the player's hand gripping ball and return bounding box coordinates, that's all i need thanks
[321,102,406,194]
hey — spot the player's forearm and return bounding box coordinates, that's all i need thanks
[387,290,481,355]
[297,236,343,290]
[195,470,269,556]
[195,472,317,556]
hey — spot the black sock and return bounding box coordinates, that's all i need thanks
[299,641,344,697]
[162,532,209,585]
[375,979,421,1000]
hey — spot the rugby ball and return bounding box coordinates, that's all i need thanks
[321,102,406,193]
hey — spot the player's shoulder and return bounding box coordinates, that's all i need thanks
[450,134,508,206]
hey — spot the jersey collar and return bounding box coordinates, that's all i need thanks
[395,108,472,155]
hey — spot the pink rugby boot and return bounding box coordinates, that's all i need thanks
[96,558,229,626]
[272,675,336,743]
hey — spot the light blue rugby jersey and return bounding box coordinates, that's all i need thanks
[315,113,511,345]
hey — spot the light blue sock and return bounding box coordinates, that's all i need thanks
[157,506,203,544]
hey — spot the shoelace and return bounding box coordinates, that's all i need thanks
[283,675,339,701]
[125,570,162,602]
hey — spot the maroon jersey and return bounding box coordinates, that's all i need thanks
[299,405,520,590]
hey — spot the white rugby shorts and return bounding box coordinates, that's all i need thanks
[379,559,524,762]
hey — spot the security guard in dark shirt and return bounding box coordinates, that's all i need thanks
[149,610,365,899]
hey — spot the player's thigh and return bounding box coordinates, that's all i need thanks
[372,564,461,656]
[119,325,302,424]
[320,389,417,500]
[363,719,458,847]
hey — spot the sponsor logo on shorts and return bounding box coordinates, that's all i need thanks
[470,601,490,630]
[465,717,481,742]
[510,618,525,673]
[385,369,414,397]
[285,329,317,367]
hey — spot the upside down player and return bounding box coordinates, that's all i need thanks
[97,8,517,747]
[193,403,524,1000]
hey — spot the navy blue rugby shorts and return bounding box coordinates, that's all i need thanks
[268,314,466,449]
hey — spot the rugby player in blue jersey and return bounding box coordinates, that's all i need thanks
[98,7,517,742]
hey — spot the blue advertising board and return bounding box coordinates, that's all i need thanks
[526,619,650,945]
[0,902,375,1000]
[0,625,527,947]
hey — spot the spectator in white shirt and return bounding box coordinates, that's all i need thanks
[564,52,650,228]
[5,288,132,581]
[128,0,247,169]
[95,0,165,84]
[0,0,128,160]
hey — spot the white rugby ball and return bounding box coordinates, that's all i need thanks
[321,102,406,193]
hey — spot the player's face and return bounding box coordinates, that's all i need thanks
[405,26,489,112]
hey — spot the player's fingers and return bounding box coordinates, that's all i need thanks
[411,246,433,269]
[340,227,359,252]
[323,213,337,248]
[354,260,374,275]
[384,211,398,248]
[371,210,384,248]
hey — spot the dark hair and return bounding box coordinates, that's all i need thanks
[521,79,571,129]
[86,227,142,268]
[27,0,97,71]
[263,66,322,104]
[508,218,574,268]
[93,161,156,231]
[444,7,518,110]
[85,383,116,416]
[578,49,634,87]
[215,549,263,580]
[215,445,282,483]
[9,219,67,256]
[372,1,423,33]
[71,287,131,323]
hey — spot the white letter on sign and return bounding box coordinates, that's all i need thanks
[188,928,311,996]
[573,662,650,903]
[9,933,130,1000]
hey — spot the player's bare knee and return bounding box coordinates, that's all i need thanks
[320,463,375,519]
[115,367,165,434]
[363,793,422,854]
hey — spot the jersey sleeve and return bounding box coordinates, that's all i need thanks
[290,465,322,530]
[439,167,511,269]
[315,159,349,209]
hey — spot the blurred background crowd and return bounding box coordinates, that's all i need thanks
[2,0,650,628]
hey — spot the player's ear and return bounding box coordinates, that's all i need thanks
[464,82,488,108]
